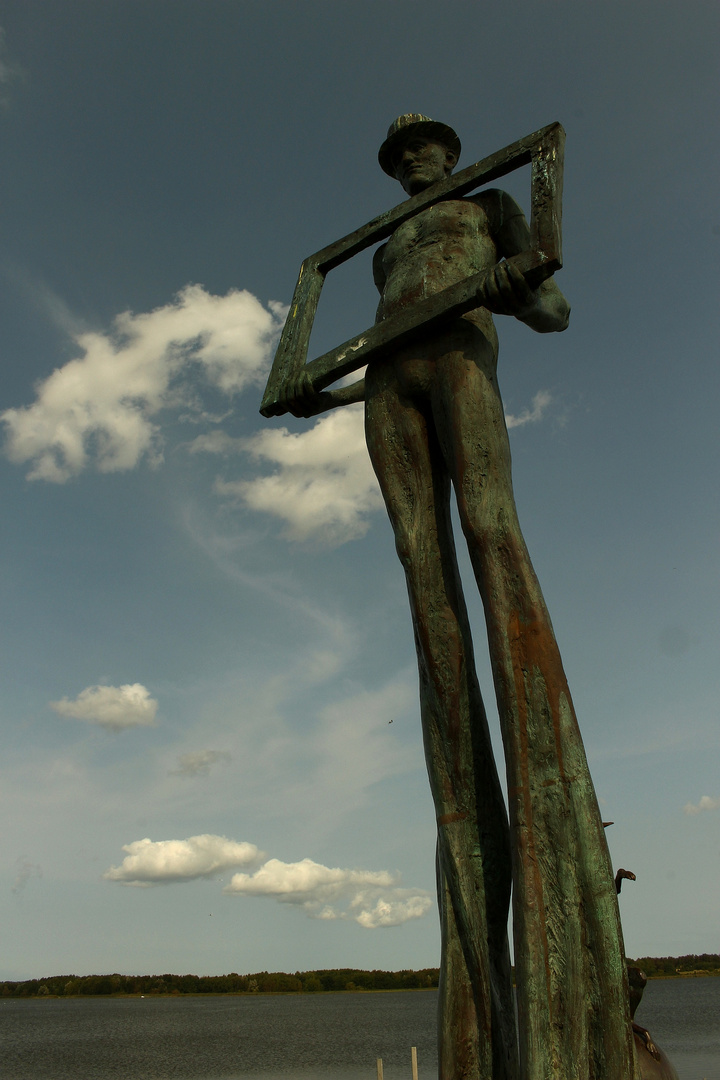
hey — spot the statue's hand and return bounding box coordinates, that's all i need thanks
[278,368,321,418]
[483,261,537,318]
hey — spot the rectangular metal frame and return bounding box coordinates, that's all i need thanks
[260,122,565,418]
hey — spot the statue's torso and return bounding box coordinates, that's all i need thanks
[378,198,498,320]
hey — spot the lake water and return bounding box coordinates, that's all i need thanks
[2,978,719,1080]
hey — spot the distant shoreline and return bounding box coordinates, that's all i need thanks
[2,961,718,999]
[645,971,720,979]
[5,975,720,1002]
[0,967,440,999]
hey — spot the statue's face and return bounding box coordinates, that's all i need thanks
[392,137,456,196]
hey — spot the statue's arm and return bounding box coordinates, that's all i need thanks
[316,379,365,409]
[275,369,365,418]
[476,190,570,334]
[373,243,388,323]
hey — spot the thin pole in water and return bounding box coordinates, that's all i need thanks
[376,1057,384,1080]
[411,1046,418,1080]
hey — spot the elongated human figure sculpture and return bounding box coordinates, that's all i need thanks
[279,116,636,1080]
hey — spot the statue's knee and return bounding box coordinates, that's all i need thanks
[458,513,493,553]
[393,531,417,572]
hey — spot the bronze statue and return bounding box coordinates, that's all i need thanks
[262,116,636,1080]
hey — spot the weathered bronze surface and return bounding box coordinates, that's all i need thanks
[260,122,564,420]
[262,117,638,1080]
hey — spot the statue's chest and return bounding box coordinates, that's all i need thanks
[385,200,490,267]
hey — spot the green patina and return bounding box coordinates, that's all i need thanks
[261,118,644,1080]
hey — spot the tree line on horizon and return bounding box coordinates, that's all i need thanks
[627,953,720,978]
[0,967,440,998]
[2,955,719,998]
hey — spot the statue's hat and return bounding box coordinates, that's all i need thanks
[378,114,461,177]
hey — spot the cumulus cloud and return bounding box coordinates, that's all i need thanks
[214,404,383,544]
[225,857,393,900]
[50,683,158,732]
[2,285,286,482]
[169,749,231,777]
[683,795,720,815]
[505,389,552,429]
[104,835,264,886]
[224,856,431,927]
[352,893,433,929]
[104,830,431,926]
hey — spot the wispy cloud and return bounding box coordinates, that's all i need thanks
[12,857,42,894]
[683,795,720,815]
[224,857,431,927]
[104,835,264,886]
[0,27,25,110]
[187,431,245,456]
[212,404,383,544]
[182,504,362,655]
[505,390,552,429]
[312,680,418,804]
[169,749,231,777]
[2,285,285,482]
[50,683,158,732]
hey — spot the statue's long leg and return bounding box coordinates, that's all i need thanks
[437,844,480,1080]
[366,371,516,1080]
[432,335,635,1080]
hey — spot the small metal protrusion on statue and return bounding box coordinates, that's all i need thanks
[615,867,637,894]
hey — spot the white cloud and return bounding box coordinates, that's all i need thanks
[169,749,231,777]
[353,893,433,929]
[683,795,720,815]
[505,389,552,429]
[50,683,158,732]
[104,835,263,886]
[2,285,286,482]
[225,856,393,898]
[103,837,430,926]
[224,856,431,927]
[215,404,383,544]
[2,271,552,558]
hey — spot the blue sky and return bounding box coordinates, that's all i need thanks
[1,1,718,981]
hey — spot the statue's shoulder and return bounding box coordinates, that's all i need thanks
[469,188,530,258]
[469,188,525,234]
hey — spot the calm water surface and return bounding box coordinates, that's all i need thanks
[2,978,719,1080]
